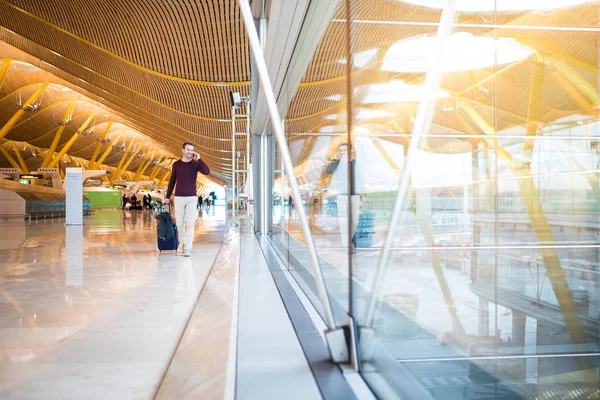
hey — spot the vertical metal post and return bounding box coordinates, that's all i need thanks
[237,0,336,329]
[280,121,285,225]
[363,1,457,327]
[247,101,251,222]
[232,106,237,225]
[260,133,268,234]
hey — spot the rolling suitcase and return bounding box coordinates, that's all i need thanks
[157,205,179,252]
[354,210,374,248]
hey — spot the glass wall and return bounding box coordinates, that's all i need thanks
[270,1,599,399]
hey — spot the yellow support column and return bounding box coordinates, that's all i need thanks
[41,100,76,168]
[553,72,597,116]
[133,151,155,181]
[0,144,22,170]
[133,160,149,182]
[138,160,154,180]
[48,113,97,168]
[88,122,113,167]
[0,83,48,141]
[10,142,29,173]
[459,98,596,385]
[149,156,166,180]
[119,146,144,178]
[553,58,598,105]
[523,61,545,152]
[110,139,137,182]
[148,165,160,180]
[0,59,11,89]
[157,170,170,187]
[372,138,465,336]
[92,131,125,169]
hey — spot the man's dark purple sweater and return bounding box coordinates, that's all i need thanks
[165,159,210,198]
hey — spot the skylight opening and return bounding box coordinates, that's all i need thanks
[382,32,532,73]
[399,0,592,12]
[338,48,379,68]
[362,80,450,104]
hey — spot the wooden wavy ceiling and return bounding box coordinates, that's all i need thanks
[0,0,598,180]
[0,0,251,184]
[283,0,599,167]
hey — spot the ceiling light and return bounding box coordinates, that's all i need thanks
[338,48,379,68]
[325,94,343,101]
[399,0,591,12]
[10,60,31,67]
[382,33,532,73]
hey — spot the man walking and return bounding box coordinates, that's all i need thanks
[164,142,210,257]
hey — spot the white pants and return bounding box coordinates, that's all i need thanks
[337,194,361,248]
[174,196,197,250]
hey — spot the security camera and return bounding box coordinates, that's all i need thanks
[229,91,242,107]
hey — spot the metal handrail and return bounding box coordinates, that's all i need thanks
[237,0,337,330]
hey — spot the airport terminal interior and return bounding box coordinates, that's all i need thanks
[0,0,599,399]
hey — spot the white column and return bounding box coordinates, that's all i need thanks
[65,167,83,226]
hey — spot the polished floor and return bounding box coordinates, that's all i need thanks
[0,208,227,399]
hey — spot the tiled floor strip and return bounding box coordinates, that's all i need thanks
[154,226,240,399]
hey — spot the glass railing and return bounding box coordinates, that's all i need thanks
[269,1,600,399]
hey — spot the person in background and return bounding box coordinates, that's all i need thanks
[325,142,362,253]
[198,194,203,209]
[147,193,152,210]
[122,193,127,209]
[164,142,210,257]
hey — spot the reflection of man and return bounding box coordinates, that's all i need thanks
[325,142,362,252]
[164,142,210,257]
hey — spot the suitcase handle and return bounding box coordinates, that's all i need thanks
[159,202,172,213]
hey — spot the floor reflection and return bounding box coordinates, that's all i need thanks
[0,208,227,399]
[275,203,600,398]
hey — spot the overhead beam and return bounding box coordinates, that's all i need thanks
[0,83,49,141]
[523,61,546,152]
[157,169,171,187]
[112,141,142,182]
[91,130,125,169]
[88,122,113,167]
[110,138,136,180]
[148,156,166,180]
[0,59,11,89]
[10,141,29,173]
[41,100,77,168]
[458,98,596,385]
[48,113,97,168]
[0,143,22,170]
[133,151,155,181]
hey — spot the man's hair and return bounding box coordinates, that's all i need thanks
[182,141,194,149]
